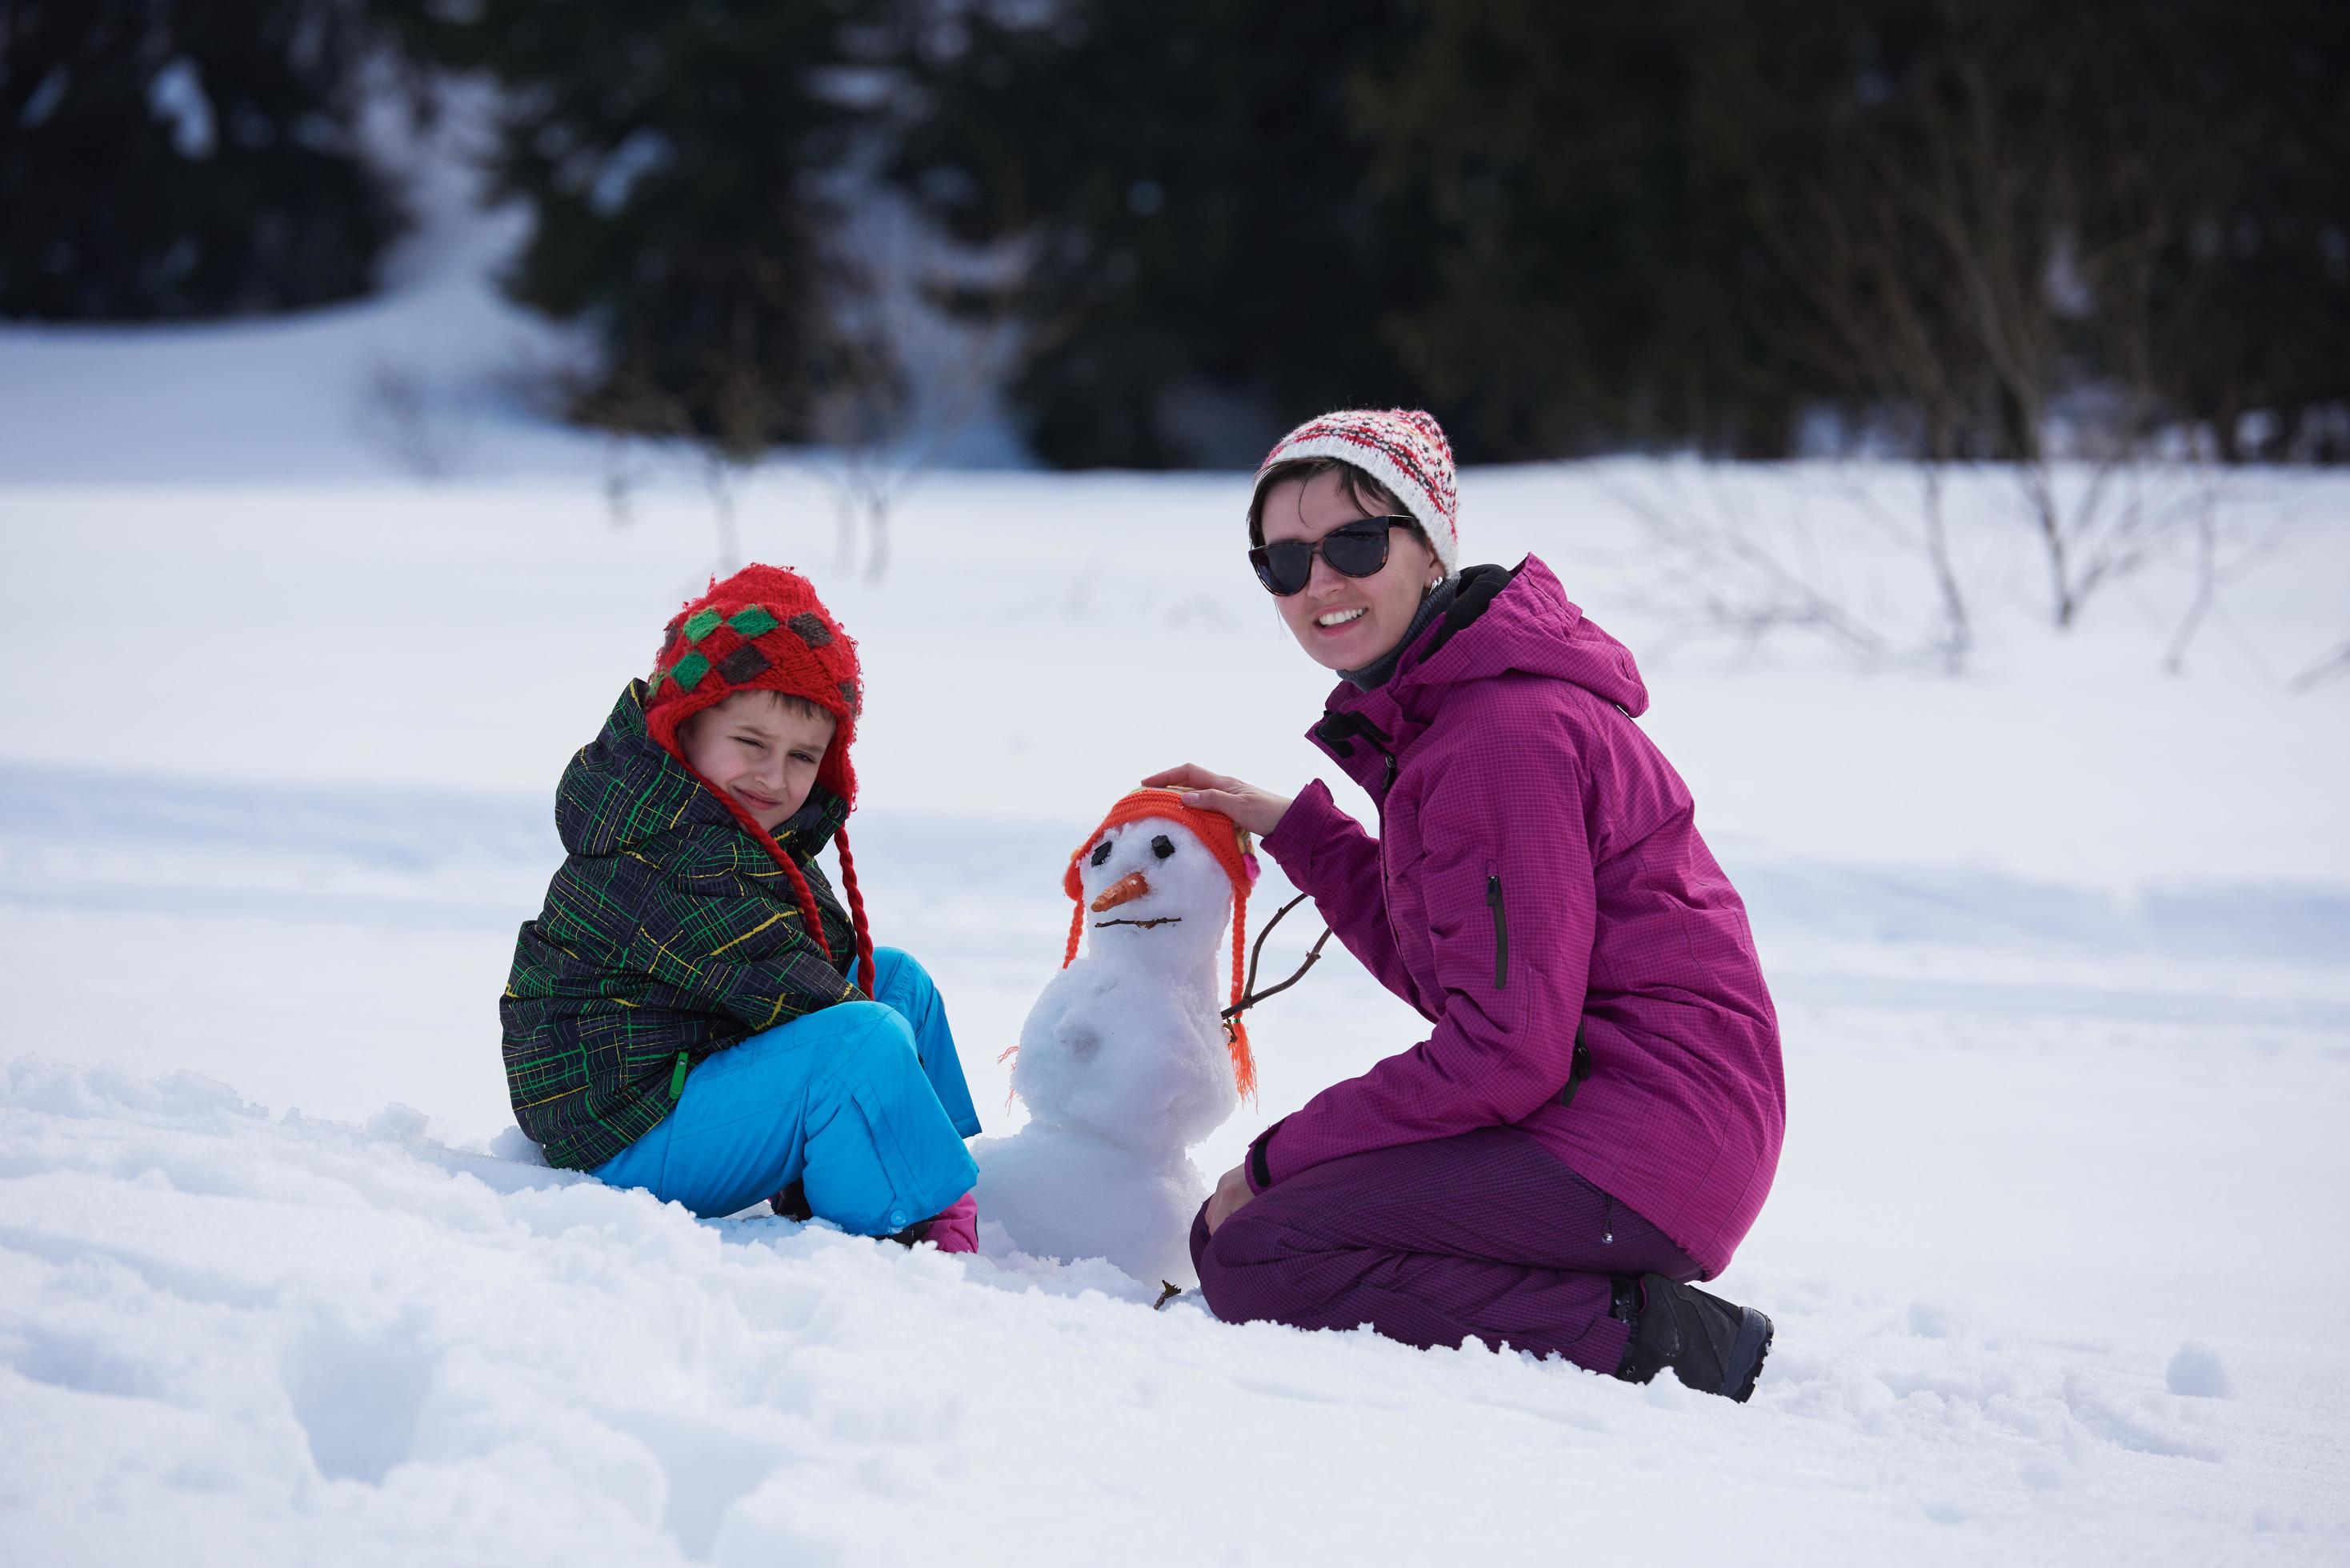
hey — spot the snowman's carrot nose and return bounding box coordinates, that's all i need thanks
[1091,871,1150,912]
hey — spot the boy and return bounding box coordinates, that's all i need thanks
[502,565,980,1248]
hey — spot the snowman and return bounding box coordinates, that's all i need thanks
[975,788,1259,1286]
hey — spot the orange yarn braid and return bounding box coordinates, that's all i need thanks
[834,829,879,996]
[1227,895,1255,1098]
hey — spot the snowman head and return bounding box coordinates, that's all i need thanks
[1060,789,1259,1097]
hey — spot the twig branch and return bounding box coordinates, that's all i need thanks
[2290,637,2350,694]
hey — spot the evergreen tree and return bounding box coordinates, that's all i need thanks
[1708,0,2350,463]
[882,0,2344,466]
[381,0,887,454]
[886,1,1427,468]
[2085,0,2350,460]
[1360,0,1832,458]
[0,0,400,321]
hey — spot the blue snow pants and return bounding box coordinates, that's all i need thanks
[592,947,981,1233]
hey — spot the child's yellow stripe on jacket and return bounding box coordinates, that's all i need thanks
[706,913,783,955]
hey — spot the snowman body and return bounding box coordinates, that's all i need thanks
[975,813,1243,1284]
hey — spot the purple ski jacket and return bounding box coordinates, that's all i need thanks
[1249,556,1784,1277]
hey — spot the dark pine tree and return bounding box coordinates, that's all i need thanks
[381,0,886,454]
[2076,0,2350,460]
[0,0,400,321]
[1357,0,1853,460]
[885,0,1429,469]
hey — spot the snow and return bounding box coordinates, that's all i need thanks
[0,78,596,486]
[147,59,217,162]
[21,66,72,132]
[4,146,2348,1565]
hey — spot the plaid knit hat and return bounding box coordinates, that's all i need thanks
[1059,787,1260,1098]
[644,564,875,994]
[1251,408,1459,573]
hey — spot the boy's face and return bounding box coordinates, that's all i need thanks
[677,690,838,834]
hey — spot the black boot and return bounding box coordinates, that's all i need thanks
[1610,1274,1773,1402]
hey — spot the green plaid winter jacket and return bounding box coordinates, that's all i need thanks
[502,682,861,1170]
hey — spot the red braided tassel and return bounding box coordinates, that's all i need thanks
[676,758,838,965]
[771,855,833,965]
[834,828,879,996]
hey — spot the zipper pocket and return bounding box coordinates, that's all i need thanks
[1486,872,1508,991]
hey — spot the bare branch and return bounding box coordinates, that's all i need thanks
[2292,638,2350,694]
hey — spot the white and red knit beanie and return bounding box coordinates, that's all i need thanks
[1251,408,1459,573]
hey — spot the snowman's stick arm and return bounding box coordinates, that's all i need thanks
[1235,894,1312,1004]
[1221,893,1335,1022]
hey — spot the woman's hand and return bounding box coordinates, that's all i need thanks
[1203,1162,1255,1235]
[1141,765,1294,838]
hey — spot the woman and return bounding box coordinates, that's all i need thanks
[1147,408,1784,1401]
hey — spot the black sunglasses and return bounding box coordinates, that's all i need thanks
[1248,516,1415,597]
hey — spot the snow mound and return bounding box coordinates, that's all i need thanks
[2168,1342,2233,1399]
[5,1057,2339,1566]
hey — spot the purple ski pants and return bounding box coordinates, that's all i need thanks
[1189,1126,1699,1372]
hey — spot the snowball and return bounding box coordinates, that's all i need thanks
[485,1125,550,1166]
[1907,1299,1955,1338]
[364,1102,430,1142]
[2166,1341,2231,1398]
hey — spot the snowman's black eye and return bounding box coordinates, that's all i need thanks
[1090,839,1114,867]
[1151,834,1175,859]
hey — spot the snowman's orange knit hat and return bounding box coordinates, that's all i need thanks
[1061,787,1260,1098]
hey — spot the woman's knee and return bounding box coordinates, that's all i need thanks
[1194,1202,1315,1324]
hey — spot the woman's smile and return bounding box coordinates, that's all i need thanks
[1303,599,1383,661]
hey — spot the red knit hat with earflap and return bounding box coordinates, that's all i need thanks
[1060,787,1261,1098]
[643,565,876,995]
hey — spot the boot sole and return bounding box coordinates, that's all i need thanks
[1723,1306,1774,1403]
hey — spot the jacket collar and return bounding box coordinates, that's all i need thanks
[772,787,851,856]
[1304,559,1527,797]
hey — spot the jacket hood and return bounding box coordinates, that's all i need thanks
[1406,556,1647,713]
[555,682,849,859]
[1307,557,1647,796]
[1319,551,1643,727]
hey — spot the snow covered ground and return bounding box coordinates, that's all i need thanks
[5,167,2349,1564]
